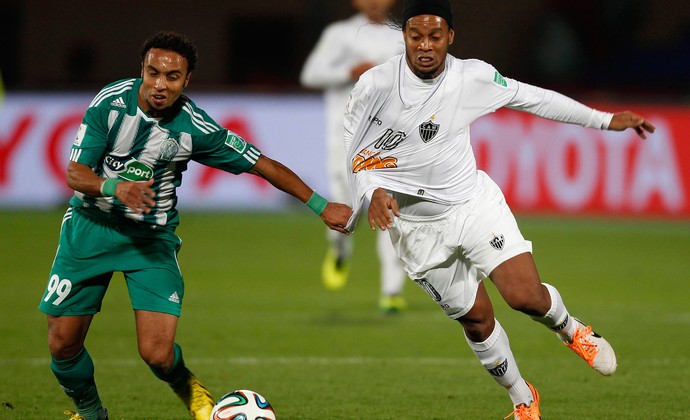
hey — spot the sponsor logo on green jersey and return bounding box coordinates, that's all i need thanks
[225,132,247,153]
[104,155,126,172]
[493,71,508,87]
[117,158,153,181]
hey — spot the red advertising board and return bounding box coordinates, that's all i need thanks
[0,94,688,217]
[0,93,328,210]
[472,106,689,218]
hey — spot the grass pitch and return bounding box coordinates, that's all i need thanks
[1,209,689,419]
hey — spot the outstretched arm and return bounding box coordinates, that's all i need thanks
[248,155,352,234]
[505,80,656,139]
[608,110,655,139]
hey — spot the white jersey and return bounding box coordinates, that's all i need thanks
[300,13,404,201]
[344,54,613,231]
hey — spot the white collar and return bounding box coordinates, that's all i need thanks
[398,55,447,108]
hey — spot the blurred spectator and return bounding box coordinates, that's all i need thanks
[0,0,687,98]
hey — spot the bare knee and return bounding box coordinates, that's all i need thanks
[139,342,174,371]
[490,253,551,316]
[48,335,84,360]
[503,282,551,316]
[134,310,178,371]
[457,283,496,342]
[47,315,91,360]
[458,316,495,343]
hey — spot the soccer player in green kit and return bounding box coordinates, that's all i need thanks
[39,31,352,420]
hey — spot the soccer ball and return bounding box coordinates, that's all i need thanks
[210,389,276,420]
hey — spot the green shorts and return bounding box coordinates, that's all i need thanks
[39,207,184,317]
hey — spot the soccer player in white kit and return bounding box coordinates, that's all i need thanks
[344,0,655,418]
[300,0,409,312]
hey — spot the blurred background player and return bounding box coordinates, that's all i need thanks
[39,31,351,420]
[300,0,407,312]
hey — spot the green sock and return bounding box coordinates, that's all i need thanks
[51,347,104,419]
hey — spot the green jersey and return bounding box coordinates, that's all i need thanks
[69,78,261,229]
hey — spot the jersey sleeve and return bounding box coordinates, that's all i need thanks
[506,81,613,129]
[191,129,261,174]
[464,60,613,129]
[70,103,110,167]
[461,60,520,122]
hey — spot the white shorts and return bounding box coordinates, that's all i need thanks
[388,171,532,319]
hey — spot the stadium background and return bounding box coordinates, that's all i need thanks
[1,0,689,215]
[1,1,690,419]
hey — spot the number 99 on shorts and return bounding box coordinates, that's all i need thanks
[43,274,73,306]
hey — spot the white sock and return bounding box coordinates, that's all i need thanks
[465,319,533,406]
[531,283,577,341]
[377,230,406,296]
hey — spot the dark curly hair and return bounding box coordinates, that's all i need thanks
[140,31,198,73]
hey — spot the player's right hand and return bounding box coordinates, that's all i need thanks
[608,111,655,139]
[115,179,156,215]
[368,187,400,231]
[321,202,353,235]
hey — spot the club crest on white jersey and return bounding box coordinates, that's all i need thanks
[419,119,440,143]
[490,234,505,251]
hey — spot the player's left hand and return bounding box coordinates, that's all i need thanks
[115,179,156,215]
[609,111,655,139]
[321,202,353,234]
[368,188,400,231]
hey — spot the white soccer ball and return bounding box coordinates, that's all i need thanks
[210,389,276,420]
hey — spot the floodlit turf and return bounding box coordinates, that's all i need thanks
[1,209,689,419]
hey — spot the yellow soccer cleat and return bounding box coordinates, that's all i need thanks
[64,411,85,420]
[322,249,350,291]
[504,382,540,420]
[63,408,108,420]
[379,294,407,314]
[565,320,617,376]
[172,371,214,420]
